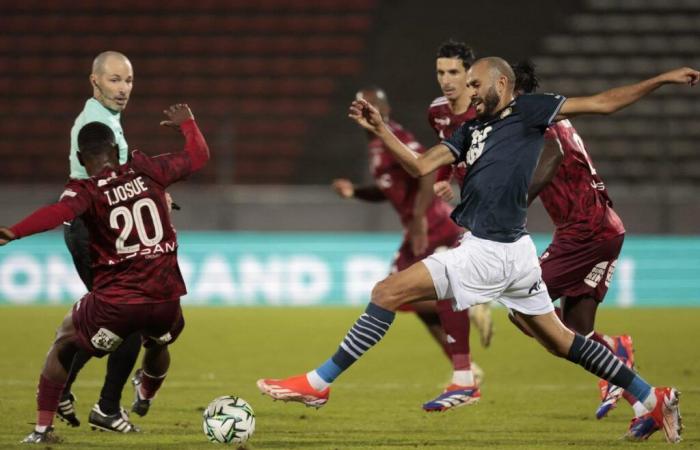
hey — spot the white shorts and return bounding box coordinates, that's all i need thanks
[422,233,554,316]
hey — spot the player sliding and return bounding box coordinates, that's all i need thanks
[333,86,482,411]
[0,104,210,444]
[258,58,696,443]
[510,61,641,425]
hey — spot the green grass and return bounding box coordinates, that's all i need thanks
[0,306,697,449]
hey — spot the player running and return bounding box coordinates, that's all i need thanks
[258,58,695,443]
[428,40,494,348]
[333,86,481,411]
[510,60,646,432]
[1,104,209,444]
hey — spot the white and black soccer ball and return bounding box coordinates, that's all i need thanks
[202,395,256,445]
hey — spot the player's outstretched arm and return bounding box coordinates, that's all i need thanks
[0,227,16,245]
[331,179,386,202]
[160,103,210,172]
[3,202,81,243]
[349,99,455,177]
[558,67,699,119]
[528,137,563,206]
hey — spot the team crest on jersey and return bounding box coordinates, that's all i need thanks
[466,126,493,165]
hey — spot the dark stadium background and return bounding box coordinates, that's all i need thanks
[2,0,698,234]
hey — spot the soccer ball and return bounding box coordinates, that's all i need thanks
[202,396,256,445]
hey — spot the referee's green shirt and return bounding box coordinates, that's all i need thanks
[69,98,128,179]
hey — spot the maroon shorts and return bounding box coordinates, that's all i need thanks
[540,234,624,303]
[392,218,463,312]
[72,293,185,357]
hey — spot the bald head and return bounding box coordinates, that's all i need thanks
[90,51,133,112]
[473,57,515,89]
[92,51,131,75]
[356,86,391,120]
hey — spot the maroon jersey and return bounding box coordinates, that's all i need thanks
[539,120,625,241]
[427,96,477,185]
[11,119,209,304]
[368,120,454,229]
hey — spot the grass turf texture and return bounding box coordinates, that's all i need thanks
[0,306,697,449]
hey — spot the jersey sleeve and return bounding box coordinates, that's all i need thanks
[10,181,91,238]
[131,119,210,187]
[441,123,471,162]
[517,93,567,130]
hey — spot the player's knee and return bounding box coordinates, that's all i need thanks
[55,340,80,374]
[371,278,400,311]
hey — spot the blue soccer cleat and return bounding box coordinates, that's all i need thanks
[422,384,480,412]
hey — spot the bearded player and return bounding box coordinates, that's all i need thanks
[427,40,494,348]
[332,86,481,411]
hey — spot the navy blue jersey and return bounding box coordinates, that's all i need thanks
[442,93,566,243]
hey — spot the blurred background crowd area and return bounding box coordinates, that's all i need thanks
[1,0,699,233]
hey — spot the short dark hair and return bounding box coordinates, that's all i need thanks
[436,39,475,70]
[78,122,116,156]
[512,60,539,94]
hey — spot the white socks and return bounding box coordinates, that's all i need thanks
[452,370,475,387]
[306,370,330,391]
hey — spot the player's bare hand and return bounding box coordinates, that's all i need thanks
[659,67,699,86]
[348,99,384,134]
[332,179,355,199]
[408,216,429,256]
[160,103,194,130]
[0,227,16,246]
[433,181,455,202]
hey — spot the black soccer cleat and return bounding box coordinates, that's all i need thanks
[20,427,61,444]
[88,404,140,433]
[56,392,80,427]
[131,369,152,417]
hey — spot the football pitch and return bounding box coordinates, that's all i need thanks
[0,306,697,449]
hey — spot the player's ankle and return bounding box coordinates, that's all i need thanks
[451,369,474,386]
[306,370,331,392]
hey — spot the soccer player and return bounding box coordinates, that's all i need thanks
[511,61,642,427]
[428,40,493,348]
[59,50,144,432]
[1,103,209,444]
[258,58,696,443]
[332,86,481,411]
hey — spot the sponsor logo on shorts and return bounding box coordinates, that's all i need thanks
[584,261,609,288]
[152,332,173,345]
[90,328,123,352]
[528,279,542,294]
[605,260,617,288]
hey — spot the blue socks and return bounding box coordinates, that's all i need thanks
[567,333,651,402]
[315,303,395,383]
